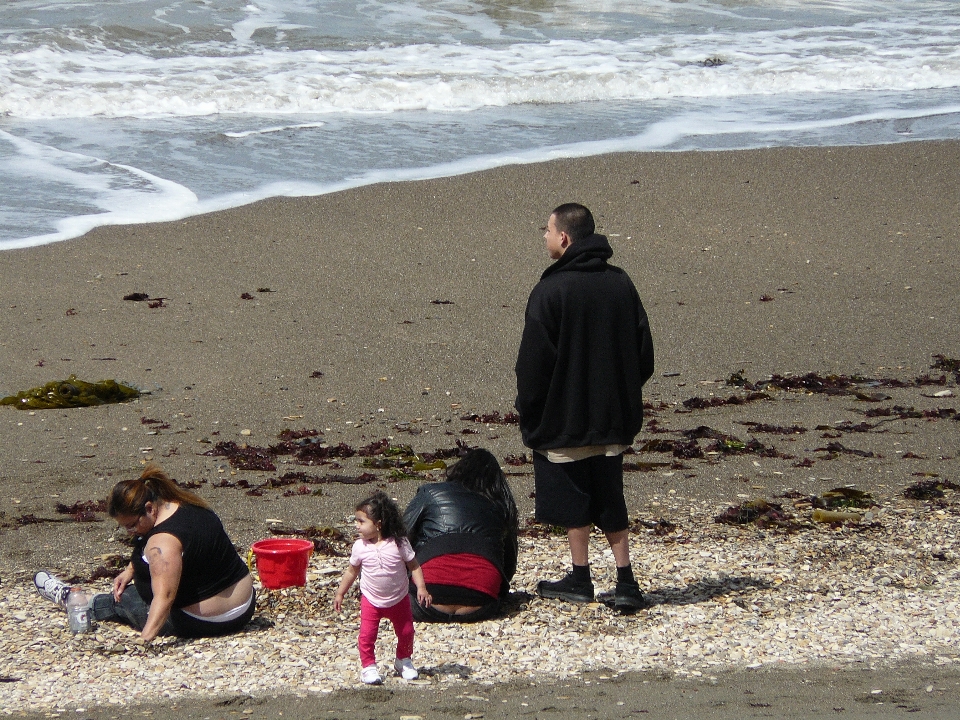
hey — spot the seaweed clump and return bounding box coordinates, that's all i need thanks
[629,517,678,536]
[636,426,791,459]
[815,487,875,509]
[204,441,277,471]
[739,422,807,435]
[218,471,381,494]
[815,442,878,459]
[715,500,797,529]
[679,392,769,411]
[359,442,448,473]
[460,411,520,424]
[931,354,960,382]
[863,405,958,420]
[1,375,139,409]
[204,429,472,482]
[519,519,567,538]
[903,478,960,501]
[623,460,673,472]
[55,499,107,522]
[727,370,911,396]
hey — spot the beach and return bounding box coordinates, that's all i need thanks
[2,141,960,716]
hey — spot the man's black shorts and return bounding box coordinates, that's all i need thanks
[533,452,628,532]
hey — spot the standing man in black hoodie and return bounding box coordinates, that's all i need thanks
[515,203,654,612]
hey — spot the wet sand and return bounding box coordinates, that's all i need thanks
[15,663,960,720]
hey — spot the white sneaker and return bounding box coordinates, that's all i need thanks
[394,657,418,680]
[34,571,71,608]
[360,665,382,685]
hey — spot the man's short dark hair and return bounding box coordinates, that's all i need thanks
[551,203,595,242]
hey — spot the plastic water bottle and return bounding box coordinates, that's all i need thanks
[66,587,91,634]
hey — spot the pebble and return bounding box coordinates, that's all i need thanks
[1,493,958,713]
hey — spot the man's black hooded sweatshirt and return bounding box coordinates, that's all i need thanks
[515,232,654,451]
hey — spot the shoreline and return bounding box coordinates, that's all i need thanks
[5,129,960,254]
[1,140,959,715]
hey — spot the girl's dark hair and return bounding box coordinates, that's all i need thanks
[108,463,210,517]
[446,448,519,532]
[356,490,407,540]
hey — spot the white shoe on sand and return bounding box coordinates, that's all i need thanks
[394,657,418,680]
[361,665,382,685]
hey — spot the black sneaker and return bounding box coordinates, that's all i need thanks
[598,580,649,612]
[537,573,594,603]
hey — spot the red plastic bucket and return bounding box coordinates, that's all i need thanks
[251,538,314,589]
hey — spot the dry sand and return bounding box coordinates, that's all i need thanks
[1,141,959,716]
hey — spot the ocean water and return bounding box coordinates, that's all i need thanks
[2,0,959,250]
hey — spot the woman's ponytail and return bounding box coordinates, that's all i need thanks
[108,463,209,517]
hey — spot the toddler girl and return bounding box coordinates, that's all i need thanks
[334,490,432,684]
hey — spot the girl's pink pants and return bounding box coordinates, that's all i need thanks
[358,594,414,667]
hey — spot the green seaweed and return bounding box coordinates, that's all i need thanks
[388,467,423,481]
[818,487,874,509]
[412,459,447,472]
[359,445,446,473]
[384,444,415,457]
[1,375,139,409]
[519,519,567,537]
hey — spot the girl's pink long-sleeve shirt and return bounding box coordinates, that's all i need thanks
[349,536,415,608]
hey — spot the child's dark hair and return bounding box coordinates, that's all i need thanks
[356,490,408,540]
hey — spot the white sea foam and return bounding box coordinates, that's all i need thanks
[4,100,959,251]
[0,129,199,249]
[2,22,959,119]
[223,122,326,138]
[2,0,960,249]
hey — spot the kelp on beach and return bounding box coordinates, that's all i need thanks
[0,375,139,409]
[204,435,467,469]
[188,356,958,495]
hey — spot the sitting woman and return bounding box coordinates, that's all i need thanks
[403,448,519,622]
[35,464,254,640]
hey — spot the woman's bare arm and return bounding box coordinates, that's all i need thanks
[140,533,183,641]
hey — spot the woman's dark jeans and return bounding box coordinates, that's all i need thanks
[409,591,501,623]
[91,585,256,638]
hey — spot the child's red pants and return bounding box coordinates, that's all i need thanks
[358,594,414,667]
